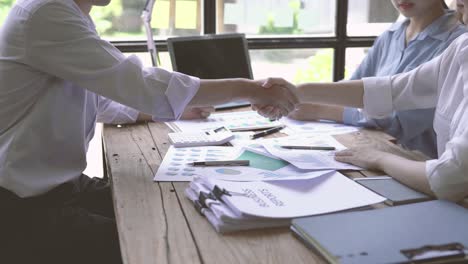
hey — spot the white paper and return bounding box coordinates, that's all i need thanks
[262,134,362,170]
[280,117,358,135]
[196,172,386,218]
[154,146,333,182]
[154,146,237,181]
[166,111,283,132]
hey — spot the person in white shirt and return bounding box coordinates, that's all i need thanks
[0,0,298,263]
[259,0,468,204]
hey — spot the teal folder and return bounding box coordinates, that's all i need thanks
[291,200,468,264]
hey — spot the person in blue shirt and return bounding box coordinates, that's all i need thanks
[289,0,467,158]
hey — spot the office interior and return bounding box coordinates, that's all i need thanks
[0,0,457,177]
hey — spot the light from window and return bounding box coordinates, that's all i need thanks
[218,0,336,37]
[347,0,399,36]
[250,48,334,83]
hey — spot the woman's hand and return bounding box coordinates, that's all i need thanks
[334,147,391,170]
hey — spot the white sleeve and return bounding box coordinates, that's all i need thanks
[361,39,457,118]
[426,104,468,201]
[25,2,199,121]
[97,96,139,124]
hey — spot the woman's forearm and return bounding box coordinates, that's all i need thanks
[296,80,365,108]
[377,154,434,196]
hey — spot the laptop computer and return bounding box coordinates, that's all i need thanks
[167,33,253,109]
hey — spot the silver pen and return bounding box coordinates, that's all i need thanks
[188,160,250,167]
[281,145,336,150]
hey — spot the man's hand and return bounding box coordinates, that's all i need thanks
[250,78,299,120]
[181,106,215,120]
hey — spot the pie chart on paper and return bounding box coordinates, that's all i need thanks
[215,168,242,175]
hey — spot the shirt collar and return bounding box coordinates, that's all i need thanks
[388,10,459,42]
[416,10,459,41]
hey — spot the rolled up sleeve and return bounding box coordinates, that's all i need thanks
[25,1,199,122]
[426,108,468,201]
[162,71,200,121]
[362,76,393,118]
[361,47,446,118]
[96,96,139,124]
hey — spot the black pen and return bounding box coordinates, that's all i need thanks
[250,125,285,139]
[188,160,250,167]
[281,146,336,151]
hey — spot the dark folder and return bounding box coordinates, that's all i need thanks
[291,200,468,264]
[354,176,432,206]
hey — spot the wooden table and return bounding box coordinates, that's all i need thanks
[103,120,428,264]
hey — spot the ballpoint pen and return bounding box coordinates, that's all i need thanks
[188,160,250,167]
[280,146,336,150]
[250,125,285,139]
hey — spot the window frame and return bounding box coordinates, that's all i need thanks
[112,0,376,81]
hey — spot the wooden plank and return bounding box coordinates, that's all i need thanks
[103,124,201,264]
[104,118,407,263]
[146,121,324,263]
[173,183,325,264]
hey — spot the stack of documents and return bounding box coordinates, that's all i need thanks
[185,172,386,233]
[166,111,283,132]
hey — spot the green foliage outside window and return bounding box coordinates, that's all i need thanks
[259,0,303,35]
[90,0,123,35]
[0,0,15,23]
[294,49,334,83]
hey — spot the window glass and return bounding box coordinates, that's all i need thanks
[218,0,336,37]
[347,0,399,36]
[345,47,369,80]
[90,0,201,41]
[250,49,333,83]
[0,0,15,23]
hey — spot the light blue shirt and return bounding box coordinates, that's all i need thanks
[343,10,467,158]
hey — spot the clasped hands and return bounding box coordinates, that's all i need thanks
[184,77,299,120]
[250,77,299,120]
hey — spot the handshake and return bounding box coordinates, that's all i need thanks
[249,78,299,120]
[184,77,300,120]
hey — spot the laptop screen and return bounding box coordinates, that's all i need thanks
[167,34,253,109]
[167,34,253,80]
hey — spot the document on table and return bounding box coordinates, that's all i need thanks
[262,134,362,170]
[280,117,358,135]
[193,171,386,218]
[166,111,283,132]
[153,146,334,182]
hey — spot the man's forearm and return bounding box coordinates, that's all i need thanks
[189,79,252,107]
[296,80,365,109]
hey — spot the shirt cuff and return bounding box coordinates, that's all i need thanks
[119,106,140,123]
[426,157,467,200]
[426,158,449,198]
[342,107,358,126]
[362,76,393,118]
[156,72,200,121]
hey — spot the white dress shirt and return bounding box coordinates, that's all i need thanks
[363,33,468,201]
[0,0,199,197]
